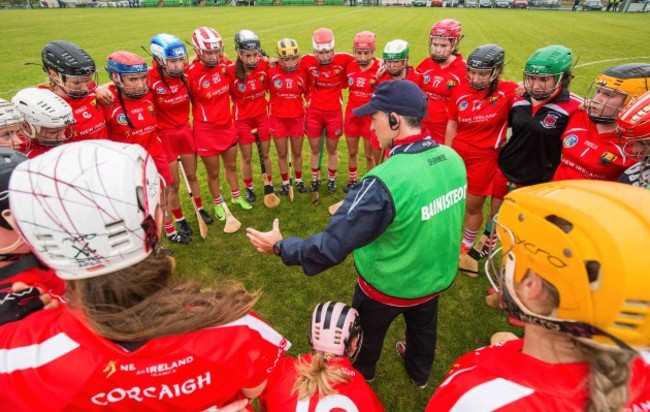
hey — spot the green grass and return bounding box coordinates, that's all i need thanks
[1,7,648,411]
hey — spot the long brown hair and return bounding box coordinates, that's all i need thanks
[66,252,259,342]
[291,352,351,400]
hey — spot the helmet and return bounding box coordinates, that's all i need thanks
[523,45,573,100]
[383,39,410,61]
[41,40,97,99]
[490,180,650,350]
[353,31,376,51]
[309,301,363,361]
[150,33,187,78]
[11,88,74,146]
[106,51,149,99]
[9,140,162,280]
[429,19,463,62]
[192,27,223,68]
[585,63,650,124]
[276,38,300,72]
[466,44,505,91]
[0,99,24,129]
[617,90,650,159]
[0,148,27,230]
[312,28,335,52]
[234,29,261,52]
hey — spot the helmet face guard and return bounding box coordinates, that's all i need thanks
[353,31,376,67]
[617,90,650,161]
[429,36,457,63]
[523,72,563,101]
[150,33,187,78]
[11,88,75,146]
[42,41,97,99]
[312,28,335,64]
[192,27,223,68]
[51,72,98,99]
[584,82,627,124]
[107,53,149,99]
[466,67,499,91]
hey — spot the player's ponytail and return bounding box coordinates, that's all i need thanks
[291,351,351,400]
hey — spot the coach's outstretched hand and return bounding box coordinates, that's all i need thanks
[0,282,58,326]
[246,218,283,254]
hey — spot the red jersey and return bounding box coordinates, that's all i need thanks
[427,339,650,411]
[149,65,191,130]
[416,55,466,123]
[267,65,308,119]
[449,81,518,151]
[300,53,355,112]
[186,60,232,127]
[345,59,380,111]
[377,66,423,87]
[102,85,162,157]
[25,141,54,159]
[0,309,290,411]
[0,256,65,303]
[228,61,269,121]
[38,84,107,141]
[259,354,385,412]
[553,110,635,181]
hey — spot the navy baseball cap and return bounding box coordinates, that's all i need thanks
[353,79,428,118]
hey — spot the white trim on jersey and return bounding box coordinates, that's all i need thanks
[449,378,534,412]
[0,332,80,374]
[218,314,292,351]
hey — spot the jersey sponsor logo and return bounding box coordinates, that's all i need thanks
[117,356,195,377]
[237,83,246,92]
[82,111,92,119]
[274,79,282,89]
[103,360,118,379]
[563,134,578,148]
[447,79,457,90]
[489,96,499,105]
[541,113,559,129]
[90,98,97,108]
[156,87,166,95]
[147,105,155,116]
[421,184,467,221]
[91,372,211,406]
[117,114,129,125]
[459,101,469,111]
[600,151,618,164]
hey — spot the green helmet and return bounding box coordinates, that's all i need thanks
[383,39,409,61]
[524,45,573,76]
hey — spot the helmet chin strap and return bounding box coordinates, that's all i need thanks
[0,236,24,256]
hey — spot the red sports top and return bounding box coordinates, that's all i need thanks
[148,64,191,130]
[38,84,107,141]
[345,59,380,111]
[1,258,66,304]
[427,339,650,411]
[228,61,269,121]
[553,110,635,181]
[416,55,466,123]
[300,53,355,112]
[267,65,308,119]
[448,81,518,151]
[259,354,385,412]
[186,59,232,127]
[102,85,162,157]
[377,66,423,87]
[0,309,290,411]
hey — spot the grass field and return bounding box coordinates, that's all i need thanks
[1,7,648,411]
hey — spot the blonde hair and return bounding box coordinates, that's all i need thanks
[66,252,259,342]
[291,352,351,400]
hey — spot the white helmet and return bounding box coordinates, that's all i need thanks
[9,140,162,280]
[309,301,362,361]
[11,88,74,145]
[0,98,24,128]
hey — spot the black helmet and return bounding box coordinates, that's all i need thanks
[234,30,261,52]
[0,148,27,230]
[467,43,505,71]
[466,44,505,91]
[42,41,97,99]
[42,41,96,77]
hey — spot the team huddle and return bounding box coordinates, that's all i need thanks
[0,16,649,412]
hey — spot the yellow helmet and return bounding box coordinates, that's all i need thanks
[276,38,299,59]
[494,180,650,350]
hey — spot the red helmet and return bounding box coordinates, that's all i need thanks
[312,28,335,52]
[309,302,362,362]
[192,27,223,68]
[617,90,650,159]
[429,18,463,60]
[353,31,376,51]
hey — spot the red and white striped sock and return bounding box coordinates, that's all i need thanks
[348,167,358,183]
[213,196,224,205]
[231,189,241,200]
[462,227,478,249]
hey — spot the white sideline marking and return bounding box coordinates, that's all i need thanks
[575,56,650,69]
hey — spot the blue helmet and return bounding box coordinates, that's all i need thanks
[106,52,149,99]
[150,34,187,77]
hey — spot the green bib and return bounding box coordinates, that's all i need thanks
[355,144,467,299]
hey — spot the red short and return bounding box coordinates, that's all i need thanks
[344,110,375,141]
[236,114,271,145]
[453,140,506,198]
[152,151,173,187]
[193,120,237,158]
[305,107,343,140]
[422,119,446,145]
[270,116,304,138]
[158,123,195,162]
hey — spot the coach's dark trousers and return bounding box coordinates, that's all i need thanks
[352,283,439,386]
